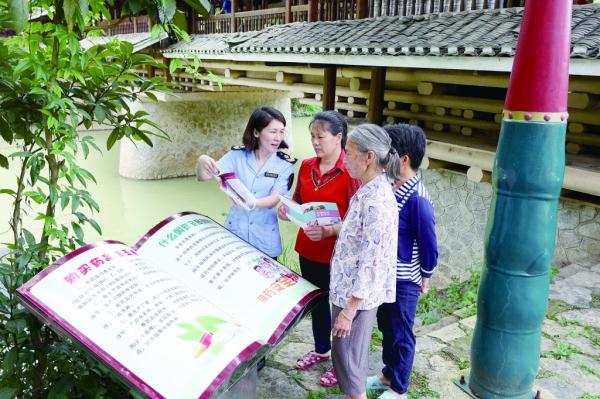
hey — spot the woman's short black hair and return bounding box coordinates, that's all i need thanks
[309,110,348,148]
[383,123,426,171]
[242,106,289,150]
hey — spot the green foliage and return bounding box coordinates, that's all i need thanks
[8,0,29,32]
[370,326,383,350]
[578,395,600,399]
[292,98,322,117]
[417,268,480,325]
[278,240,300,274]
[0,1,206,397]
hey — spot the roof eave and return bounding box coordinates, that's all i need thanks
[161,51,600,77]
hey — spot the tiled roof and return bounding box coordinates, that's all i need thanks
[81,32,168,52]
[163,4,600,59]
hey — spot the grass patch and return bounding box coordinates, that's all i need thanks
[417,268,480,325]
[592,292,600,308]
[578,395,600,399]
[558,317,582,327]
[583,325,600,349]
[305,386,342,399]
[550,265,560,282]
[546,299,576,321]
[579,362,600,377]
[458,358,470,370]
[407,371,440,399]
[543,341,581,360]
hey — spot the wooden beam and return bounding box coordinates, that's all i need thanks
[349,77,370,91]
[384,108,499,131]
[275,71,301,84]
[467,166,488,183]
[224,69,245,79]
[323,66,337,111]
[568,123,585,134]
[421,157,452,170]
[566,143,582,155]
[368,67,386,125]
[384,89,503,114]
[417,81,447,96]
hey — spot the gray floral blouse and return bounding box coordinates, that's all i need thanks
[330,173,399,310]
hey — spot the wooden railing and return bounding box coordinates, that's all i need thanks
[196,13,232,34]
[197,4,310,34]
[99,15,152,35]
[194,0,531,34]
[369,0,526,17]
[236,8,286,32]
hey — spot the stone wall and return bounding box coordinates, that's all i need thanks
[119,90,294,179]
[423,169,600,288]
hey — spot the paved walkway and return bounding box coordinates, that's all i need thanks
[257,256,600,399]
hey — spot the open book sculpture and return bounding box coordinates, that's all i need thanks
[18,212,322,399]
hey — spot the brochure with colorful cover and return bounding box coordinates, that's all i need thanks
[279,196,341,228]
[17,212,321,399]
[216,172,256,210]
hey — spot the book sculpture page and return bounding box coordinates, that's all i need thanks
[17,212,321,399]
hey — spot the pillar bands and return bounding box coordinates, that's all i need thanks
[469,119,566,399]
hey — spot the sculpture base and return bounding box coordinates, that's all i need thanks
[454,376,540,399]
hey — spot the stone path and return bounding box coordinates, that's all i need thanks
[257,256,600,399]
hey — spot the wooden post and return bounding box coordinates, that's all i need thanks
[146,64,155,79]
[368,67,386,125]
[285,0,292,23]
[231,0,237,32]
[308,0,318,22]
[189,7,197,34]
[164,58,172,83]
[323,66,337,111]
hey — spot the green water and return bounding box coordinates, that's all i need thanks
[0,117,315,260]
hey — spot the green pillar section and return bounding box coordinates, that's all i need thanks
[469,120,565,398]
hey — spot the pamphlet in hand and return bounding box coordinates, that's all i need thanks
[216,172,256,210]
[279,196,341,228]
[17,212,321,399]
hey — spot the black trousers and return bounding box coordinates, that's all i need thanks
[299,255,332,354]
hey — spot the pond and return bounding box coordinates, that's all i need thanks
[0,117,316,269]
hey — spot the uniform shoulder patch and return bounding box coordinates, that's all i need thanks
[231,145,246,151]
[277,151,297,164]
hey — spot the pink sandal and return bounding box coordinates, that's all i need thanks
[295,351,330,370]
[319,367,338,388]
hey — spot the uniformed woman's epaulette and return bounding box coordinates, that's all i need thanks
[277,151,297,164]
[231,145,246,151]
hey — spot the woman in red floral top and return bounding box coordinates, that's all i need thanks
[278,111,359,387]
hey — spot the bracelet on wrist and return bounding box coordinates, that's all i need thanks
[340,310,353,322]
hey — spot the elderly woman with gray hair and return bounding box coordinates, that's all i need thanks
[329,124,400,399]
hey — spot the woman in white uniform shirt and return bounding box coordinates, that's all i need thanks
[196,107,296,258]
